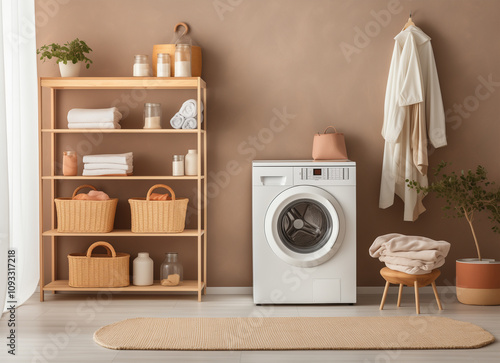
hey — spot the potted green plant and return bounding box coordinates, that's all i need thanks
[408,161,500,305]
[37,38,92,77]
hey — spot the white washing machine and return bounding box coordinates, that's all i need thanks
[252,160,356,304]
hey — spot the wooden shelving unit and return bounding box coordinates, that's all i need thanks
[39,77,207,301]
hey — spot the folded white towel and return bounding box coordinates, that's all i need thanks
[82,169,129,176]
[179,99,204,118]
[379,255,446,269]
[83,152,133,165]
[182,117,198,129]
[382,258,446,275]
[68,107,123,123]
[68,122,121,129]
[369,234,450,258]
[84,163,132,171]
[170,112,185,129]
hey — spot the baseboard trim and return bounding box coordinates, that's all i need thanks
[34,285,456,295]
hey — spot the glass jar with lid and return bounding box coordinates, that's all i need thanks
[133,54,150,77]
[156,53,171,77]
[174,44,191,77]
[143,103,162,129]
[160,253,183,286]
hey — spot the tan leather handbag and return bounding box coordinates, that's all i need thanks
[312,126,348,160]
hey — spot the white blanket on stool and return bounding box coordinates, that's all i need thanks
[369,233,451,275]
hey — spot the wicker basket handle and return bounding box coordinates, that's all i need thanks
[86,241,117,258]
[72,184,97,199]
[174,22,189,36]
[146,184,176,201]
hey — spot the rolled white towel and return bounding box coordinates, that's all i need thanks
[68,107,123,123]
[182,117,198,129]
[170,112,185,129]
[179,99,204,118]
[84,163,132,172]
[82,169,129,176]
[68,122,121,129]
[83,152,133,165]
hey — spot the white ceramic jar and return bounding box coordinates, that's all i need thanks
[185,149,198,176]
[132,252,154,286]
[172,155,185,176]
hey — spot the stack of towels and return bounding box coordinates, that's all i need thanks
[67,107,123,129]
[369,233,451,275]
[82,152,133,176]
[170,99,204,129]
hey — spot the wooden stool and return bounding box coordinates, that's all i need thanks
[379,267,443,314]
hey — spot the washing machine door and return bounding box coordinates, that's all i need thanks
[265,185,345,267]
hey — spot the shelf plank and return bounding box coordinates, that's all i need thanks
[42,229,204,237]
[41,176,204,180]
[40,77,206,90]
[42,129,204,134]
[43,280,205,292]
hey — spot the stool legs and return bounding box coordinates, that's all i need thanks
[380,281,390,310]
[431,281,443,310]
[397,284,403,307]
[414,281,420,314]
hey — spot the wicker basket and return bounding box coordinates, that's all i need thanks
[68,241,130,288]
[129,184,189,233]
[55,185,118,233]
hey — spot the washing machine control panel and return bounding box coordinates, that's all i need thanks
[300,167,350,181]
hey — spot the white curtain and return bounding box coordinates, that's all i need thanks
[0,0,39,312]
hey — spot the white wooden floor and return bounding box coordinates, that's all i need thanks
[1,289,499,363]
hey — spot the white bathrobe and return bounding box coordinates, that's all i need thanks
[379,26,447,221]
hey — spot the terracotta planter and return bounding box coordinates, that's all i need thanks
[456,259,500,305]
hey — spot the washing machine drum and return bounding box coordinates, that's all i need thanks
[265,185,346,267]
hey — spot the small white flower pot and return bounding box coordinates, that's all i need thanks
[58,61,81,77]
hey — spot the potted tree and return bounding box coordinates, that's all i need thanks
[408,161,500,305]
[37,38,92,77]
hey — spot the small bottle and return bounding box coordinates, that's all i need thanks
[160,252,183,286]
[172,155,184,176]
[144,103,162,129]
[133,252,154,286]
[62,151,77,176]
[156,53,171,77]
[174,44,191,77]
[184,149,198,176]
[133,55,150,77]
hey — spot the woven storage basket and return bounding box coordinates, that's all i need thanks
[68,241,130,288]
[152,22,202,77]
[55,185,118,233]
[129,184,189,233]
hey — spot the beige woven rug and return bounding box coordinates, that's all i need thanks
[94,316,494,351]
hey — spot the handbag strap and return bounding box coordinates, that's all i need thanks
[322,126,338,134]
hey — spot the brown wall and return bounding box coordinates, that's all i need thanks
[36,0,500,287]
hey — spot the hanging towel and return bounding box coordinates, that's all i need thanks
[67,107,123,123]
[379,25,447,221]
[83,152,133,165]
[68,122,121,129]
[170,113,185,129]
[179,99,203,118]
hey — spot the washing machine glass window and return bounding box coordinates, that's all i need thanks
[277,199,332,254]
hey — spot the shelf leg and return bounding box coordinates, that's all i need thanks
[203,86,207,295]
[38,78,45,302]
[51,236,56,294]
